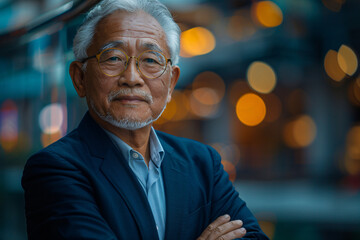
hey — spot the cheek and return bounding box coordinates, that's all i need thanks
[85,75,113,104]
[150,85,170,104]
[152,77,171,100]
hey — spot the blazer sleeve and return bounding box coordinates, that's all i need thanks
[208,146,269,240]
[21,150,117,240]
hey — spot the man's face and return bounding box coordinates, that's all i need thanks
[75,10,179,130]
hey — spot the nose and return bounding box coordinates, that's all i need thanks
[118,56,144,87]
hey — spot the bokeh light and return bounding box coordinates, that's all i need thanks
[236,93,266,126]
[258,221,276,240]
[348,78,360,107]
[180,27,216,57]
[0,100,18,152]
[324,49,346,82]
[344,125,360,175]
[160,97,177,121]
[247,61,277,94]
[187,71,226,119]
[252,1,283,28]
[211,142,241,166]
[41,130,63,148]
[156,90,191,125]
[189,91,219,118]
[355,78,360,103]
[39,103,64,134]
[192,88,219,105]
[221,160,237,182]
[193,71,226,104]
[337,44,358,76]
[322,0,346,12]
[283,115,317,148]
[227,10,257,41]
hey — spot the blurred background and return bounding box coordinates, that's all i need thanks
[0,0,360,239]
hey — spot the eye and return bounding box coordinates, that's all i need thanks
[145,58,156,63]
[107,56,121,62]
[143,57,161,65]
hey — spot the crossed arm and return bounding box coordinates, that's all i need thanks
[198,146,269,240]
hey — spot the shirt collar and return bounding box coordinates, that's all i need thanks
[103,127,165,168]
[149,127,165,168]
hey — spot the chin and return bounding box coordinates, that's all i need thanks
[106,115,154,130]
[90,99,166,130]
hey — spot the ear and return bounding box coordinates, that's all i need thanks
[69,61,86,98]
[167,65,180,103]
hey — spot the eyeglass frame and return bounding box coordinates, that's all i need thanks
[81,48,173,79]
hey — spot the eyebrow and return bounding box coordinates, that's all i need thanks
[142,43,163,53]
[98,40,127,52]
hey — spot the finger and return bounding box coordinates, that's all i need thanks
[215,227,247,240]
[197,215,231,240]
[209,220,244,240]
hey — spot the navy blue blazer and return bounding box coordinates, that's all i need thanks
[22,112,268,240]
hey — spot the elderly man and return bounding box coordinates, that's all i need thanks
[22,0,269,239]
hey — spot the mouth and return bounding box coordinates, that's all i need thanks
[113,95,148,104]
[108,89,153,105]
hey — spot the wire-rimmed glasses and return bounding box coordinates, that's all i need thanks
[82,48,172,79]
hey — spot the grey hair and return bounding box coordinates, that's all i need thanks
[73,0,180,66]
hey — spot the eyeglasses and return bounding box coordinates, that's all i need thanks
[82,48,172,79]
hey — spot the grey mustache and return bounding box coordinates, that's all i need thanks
[108,89,153,103]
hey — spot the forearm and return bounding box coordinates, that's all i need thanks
[208,146,269,239]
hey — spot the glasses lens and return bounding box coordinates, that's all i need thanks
[99,49,127,76]
[138,50,167,78]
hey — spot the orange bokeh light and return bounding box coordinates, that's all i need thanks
[337,44,358,76]
[236,93,266,126]
[227,10,256,41]
[283,115,317,148]
[180,27,216,57]
[252,1,283,28]
[41,130,63,148]
[324,49,346,82]
[193,71,226,103]
[344,125,360,175]
[221,160,237,182]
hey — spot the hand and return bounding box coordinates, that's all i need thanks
[197,214,246,240]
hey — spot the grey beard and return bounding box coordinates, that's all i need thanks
[89,94,168,131]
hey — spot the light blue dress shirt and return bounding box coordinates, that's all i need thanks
[103,127,166,240]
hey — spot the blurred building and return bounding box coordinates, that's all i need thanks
[0,0,360,239]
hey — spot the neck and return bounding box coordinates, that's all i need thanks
[89,110,152,166]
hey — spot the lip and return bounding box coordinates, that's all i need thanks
[113,95,148,103]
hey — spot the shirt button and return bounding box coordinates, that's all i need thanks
[132,152,139,159]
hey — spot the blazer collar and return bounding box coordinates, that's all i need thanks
[77,112,159,240]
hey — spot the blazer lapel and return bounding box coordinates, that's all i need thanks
[100,150,159,240]
[78,112,159,240]
[161,142,190,240]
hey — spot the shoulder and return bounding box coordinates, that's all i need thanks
[156,130,221,169]
[156,131,218,154]
[24,128,86,171]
